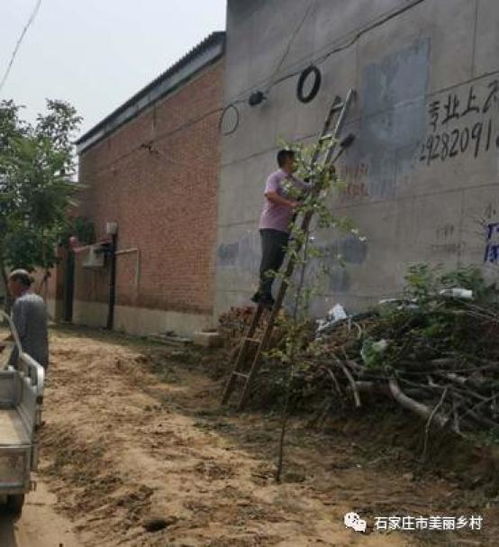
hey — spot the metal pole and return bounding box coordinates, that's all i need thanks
[106,233,117,330]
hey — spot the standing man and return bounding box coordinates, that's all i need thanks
[0,270,49,370]
[252,149,310,307]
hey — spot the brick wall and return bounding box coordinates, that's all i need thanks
[75,59,224,317]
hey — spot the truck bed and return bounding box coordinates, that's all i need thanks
[0,409,30,445]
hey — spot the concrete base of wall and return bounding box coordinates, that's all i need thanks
[192,331,223,348]
[48,299,214,338]
[46,298,56,320]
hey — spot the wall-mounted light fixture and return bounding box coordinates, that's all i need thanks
[105,221,118,235]
[248,90,266,106]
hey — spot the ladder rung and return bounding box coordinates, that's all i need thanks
[222,88,356,411]
[243,336,261,344]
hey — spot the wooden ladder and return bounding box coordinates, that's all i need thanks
[221,89,356,410]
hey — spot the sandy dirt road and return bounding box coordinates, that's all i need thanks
[1,326,496,546]
[40,329,411,546]
[0,479,80,546]
[0,331,81,547]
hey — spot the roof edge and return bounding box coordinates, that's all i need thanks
[76,31,225,153]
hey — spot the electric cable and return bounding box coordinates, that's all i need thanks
[83,0,429,154]
[81,101,244,177]
[0,0,43,95]
[238,0,428,104]
[219,0,428,132]
[264,0,317,95]
[274,0,427,92]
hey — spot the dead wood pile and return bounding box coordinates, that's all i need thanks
[218,268,499,436]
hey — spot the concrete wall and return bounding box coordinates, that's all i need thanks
[215,0,499,317]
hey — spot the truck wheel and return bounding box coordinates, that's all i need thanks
[6,494,24,516]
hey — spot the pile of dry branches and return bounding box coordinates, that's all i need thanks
[218,305,290,355]
[218,306,255,351]
[299,296,499,436]
[218,268,499,439]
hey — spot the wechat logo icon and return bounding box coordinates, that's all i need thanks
[344,512,367,533]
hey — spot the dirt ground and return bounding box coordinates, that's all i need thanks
[0,479,80,546]
[3,326,498,546]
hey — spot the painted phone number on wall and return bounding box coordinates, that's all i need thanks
[419,118,497,165]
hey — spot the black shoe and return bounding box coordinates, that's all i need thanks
[250,292,274,308]
[259,295,275,309]
[251,292,261,304]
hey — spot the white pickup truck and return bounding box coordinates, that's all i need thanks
[0,311,44,516]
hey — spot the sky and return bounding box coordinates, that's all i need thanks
[0,0,226,136]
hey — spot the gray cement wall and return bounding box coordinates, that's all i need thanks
[215,0,499,318]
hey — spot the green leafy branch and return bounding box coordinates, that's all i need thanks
[271,139,362,481]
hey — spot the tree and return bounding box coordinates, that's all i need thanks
[0,99,82,306]
[267,140,360,482]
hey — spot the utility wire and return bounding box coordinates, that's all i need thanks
[82,0,429,159]
[271,0,427,91]
[80,104,226,177]
[264,0,317,94]
[220,0,427,136]
[0,0,43,95]
[234,0,427,104]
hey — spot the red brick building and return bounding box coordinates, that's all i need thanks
[49,33,225,336]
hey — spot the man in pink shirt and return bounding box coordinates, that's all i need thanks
[252,149,310,307]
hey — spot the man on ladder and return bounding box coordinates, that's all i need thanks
[223,89,356,409]
[251,149,310,308]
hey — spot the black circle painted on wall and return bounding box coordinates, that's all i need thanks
[297,65,322,103]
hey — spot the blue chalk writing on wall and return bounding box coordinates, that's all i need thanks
[484,222,499,263]
[217,234,260,271]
